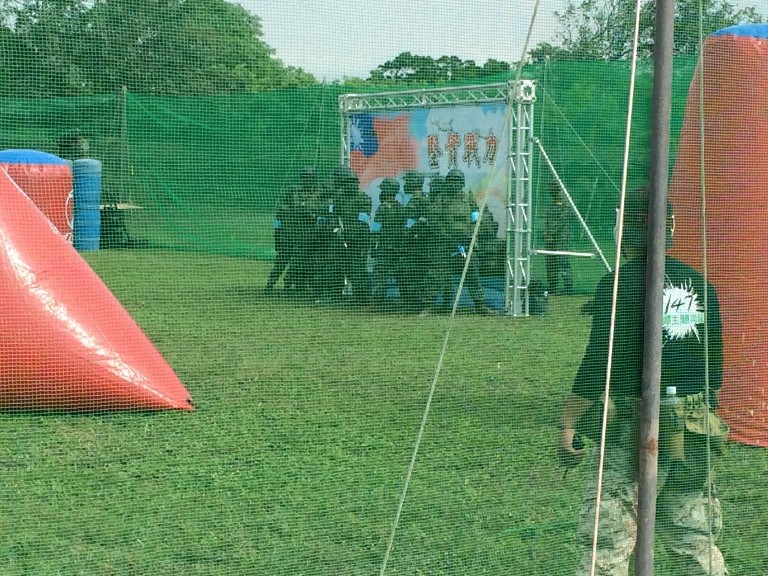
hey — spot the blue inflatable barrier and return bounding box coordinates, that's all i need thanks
[0,149,70,165]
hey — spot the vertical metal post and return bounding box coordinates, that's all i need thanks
[506,80,536,316]
[505,85,515,315]
[635,0,675,574]
[512,95,526,316]
[120,85,129,204]
[338,96,350,165]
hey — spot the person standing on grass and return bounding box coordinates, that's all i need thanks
[398,170,432,314]
[265,185,304,294]
[557,186,729,576]
[294,166,324,294]
[310,171,344,303]
[544,180,574,295]
[427,169,492,315]
[419,174,447,314]
[371,178,406,311]
[333,165,373,307]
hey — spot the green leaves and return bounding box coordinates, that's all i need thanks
[533,0,763,62]
[368,52,511,85]
[1,0,316,97]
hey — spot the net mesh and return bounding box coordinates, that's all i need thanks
[0,2,766,575]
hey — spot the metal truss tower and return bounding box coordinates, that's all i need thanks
[506,80,536,317]
[339,80,536,317]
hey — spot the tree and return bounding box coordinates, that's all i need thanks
[368,52,435,83]
[671,0,761,55]
[3,0,94,96]
[0,0,316,97]
[531,0,762,62]
[480,58,512,78]
[84,0,316,94]
[368,52,510,84]
[528,42,576,63]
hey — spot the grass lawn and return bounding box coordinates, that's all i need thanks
[0,249,765,575]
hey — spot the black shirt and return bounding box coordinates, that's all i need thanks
[572,255,723,402]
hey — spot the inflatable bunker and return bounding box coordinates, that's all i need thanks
[669,24,768,447]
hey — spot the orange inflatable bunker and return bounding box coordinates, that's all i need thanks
[669,24,768,447]
[0,149,74,243]
[0,167,194,411]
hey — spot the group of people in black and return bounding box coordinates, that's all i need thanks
[264,165,498,315]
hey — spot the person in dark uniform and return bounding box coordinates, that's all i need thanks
[310,178,342,303]
[265,185,306,293]
[299,165,321,204]
[397,170,432,313]
[428,168,492,315]
[333,165,372,306]
[371,178,405,311]
[291,166,323,295]
[544,181,574,295]
[420,174,447,313]
[557,186,729,576]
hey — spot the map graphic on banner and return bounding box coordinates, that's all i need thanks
[348,102,509,237]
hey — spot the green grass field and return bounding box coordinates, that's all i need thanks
[1,249,765,575]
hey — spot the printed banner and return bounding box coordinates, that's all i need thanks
[348,102,509,236]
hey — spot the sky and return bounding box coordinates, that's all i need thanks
[235,0,566,80]
[235,0,766,81]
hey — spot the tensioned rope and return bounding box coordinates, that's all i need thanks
[587,0,644,574]
[376,2,543,574]
[695,3,716,573]
[538,87,623,196]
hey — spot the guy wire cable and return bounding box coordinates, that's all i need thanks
[587,0,644,575]
[313,81,328,166]
[377,2,542,574]
[695,2,716,572]
[539,88,623,196]
[533,55,550,246]
[448,0,539,320]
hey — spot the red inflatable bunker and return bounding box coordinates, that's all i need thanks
[0,149,74,243]
[0,167,194,411]
[669,24,768,447]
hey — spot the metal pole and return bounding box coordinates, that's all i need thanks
[533,138,612,272]
[635,1,675,574]
[338,96,349,165]
[120,85,129,204]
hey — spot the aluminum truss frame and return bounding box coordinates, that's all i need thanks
[339,84,511,165]
[506,80,536,317]
[338,80,536,317]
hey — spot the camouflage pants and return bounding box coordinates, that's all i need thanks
[575,430,728,576]
[371,253,400,305]
[398,252,432,314]
[546,252,573,294]
[427,248,486,312]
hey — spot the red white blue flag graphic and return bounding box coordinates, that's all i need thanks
[349,113,419,189]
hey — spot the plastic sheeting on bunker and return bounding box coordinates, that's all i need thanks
[0,149,74,243]
[669,23,768,447]
[0,166,194,411]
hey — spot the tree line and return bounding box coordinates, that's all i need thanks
[529,0,761,62]
[0,0,761,98]
[0,0,314,97]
